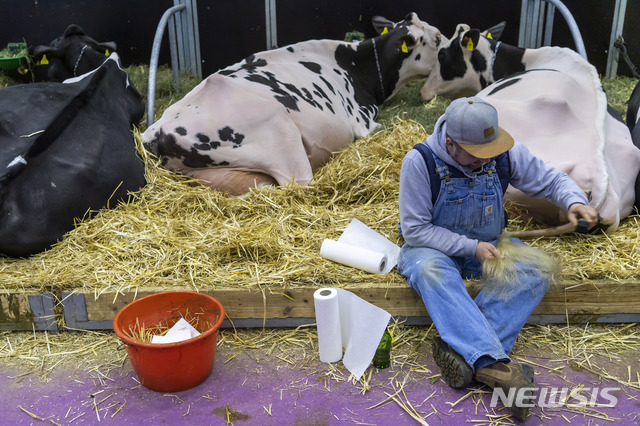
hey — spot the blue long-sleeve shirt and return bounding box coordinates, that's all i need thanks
[399,116,589,257]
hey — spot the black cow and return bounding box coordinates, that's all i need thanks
[628,79,640,211]
[0,54,145,257]
[627,79,640,149]
[30,24,116,82]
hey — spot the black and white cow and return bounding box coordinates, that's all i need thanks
[142,13,442,195]
[420,23,508,101]
[627,79,640,149]
[628,79,640,213]
[30,24,116,82]
[419,24,640,233]
[0,54,145,257]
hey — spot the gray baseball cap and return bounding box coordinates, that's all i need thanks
[444,97,514,158]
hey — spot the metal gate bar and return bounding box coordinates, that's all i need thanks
[519,0,587,59]
[606,0,628,78]
[147,0,201,128]
[265,0,278,49]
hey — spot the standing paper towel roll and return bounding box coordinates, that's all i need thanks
[313,287,392,380]
[320,239,387,274]
[313,288,343,363]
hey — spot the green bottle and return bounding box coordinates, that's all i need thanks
[373,328,392,369]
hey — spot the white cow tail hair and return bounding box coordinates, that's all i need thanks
[478,233,561,302]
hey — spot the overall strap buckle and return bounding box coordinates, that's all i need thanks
[433,156,452,183]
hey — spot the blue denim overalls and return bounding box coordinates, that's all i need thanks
[398,151,551,371]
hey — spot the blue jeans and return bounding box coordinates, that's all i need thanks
[398,239,551,371]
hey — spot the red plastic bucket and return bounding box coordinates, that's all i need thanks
[113,291,225,392]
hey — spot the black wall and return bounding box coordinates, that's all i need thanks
[0,1,168,68]
[0,0,637,78]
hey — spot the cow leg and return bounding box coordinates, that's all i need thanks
[184,169,278,196]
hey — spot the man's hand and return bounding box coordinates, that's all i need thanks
[567,203,599,230]
[475,241,503,263]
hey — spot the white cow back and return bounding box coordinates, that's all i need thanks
[478,47,640,231]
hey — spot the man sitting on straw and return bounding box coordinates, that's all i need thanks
[397,97,598,421]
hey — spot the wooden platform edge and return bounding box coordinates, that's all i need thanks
[58,280,640,330]
[0,292,58,332]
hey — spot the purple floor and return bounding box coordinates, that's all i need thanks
[2,339,639,425]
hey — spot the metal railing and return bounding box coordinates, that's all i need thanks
[518,0,587,59]
[606,0,628,78]
[147,0,201,128]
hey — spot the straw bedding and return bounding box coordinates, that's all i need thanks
[0,72,639,295]
[0,70,638,422]
[2,322,638,393]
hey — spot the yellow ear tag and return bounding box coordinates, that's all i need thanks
[487,32,493,40]
[105,49,110,56]
[382,27,388,35]
[466,38,474,51]
[38,54,49,65]
[401,40,408,53]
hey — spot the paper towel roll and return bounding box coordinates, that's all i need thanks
[313,287,392,380]
[320,239,387,274]
[338,218,400,273]
[313,288,343,362]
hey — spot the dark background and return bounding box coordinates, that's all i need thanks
[0,0,638,78]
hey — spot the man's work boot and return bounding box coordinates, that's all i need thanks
[475,362,535,422]
[431,337,473,388]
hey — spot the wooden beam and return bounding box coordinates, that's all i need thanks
[77,285,427,322]
[63,280,640,330]
[533,280,640,316]
[0,292,58,332]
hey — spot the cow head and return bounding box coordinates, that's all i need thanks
[420,22,506,101]
[370,13,443,100]
[32,24,116,82]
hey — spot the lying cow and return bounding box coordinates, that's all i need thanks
[419,23,640,234]
[628,79,640,213]
[142,13,442,195]
[420,23,507,101]
[30,24,116,82]
[628,78,640,149]
[0,54,145,257]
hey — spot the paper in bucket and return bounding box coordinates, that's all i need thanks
[151,318,200,344]
[320,218,400,274]
[313,287,391,380]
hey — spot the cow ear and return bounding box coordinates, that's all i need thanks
[98,41,117,55]
[396,35,413,53]
[372,16,395,34]
[482,21,506,40]
[454,24,471,38]
[33,45,57,58]
[460,29,481,51]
